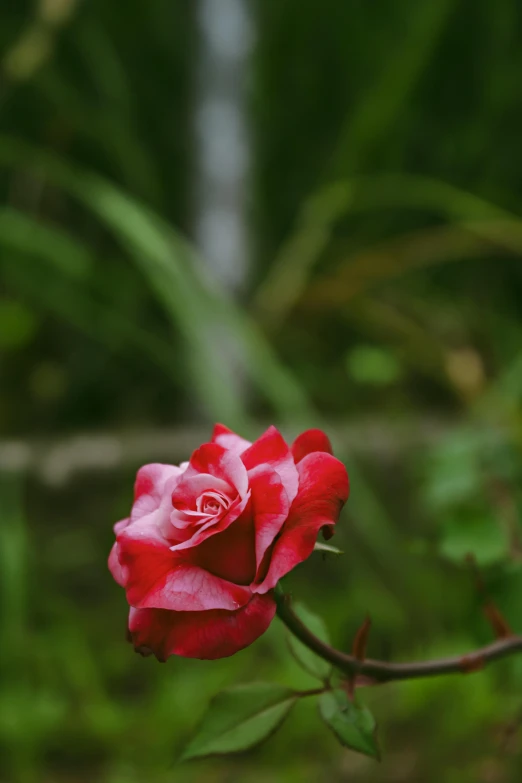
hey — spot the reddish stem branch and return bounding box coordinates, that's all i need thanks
[275,591,522,683]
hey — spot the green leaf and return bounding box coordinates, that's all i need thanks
[0,137,315,427]
[319,689,380,760]
[422,429,484,510]
[439,513,509,567]
[0,300,38,349]
[287,603,332,681]
[181,683,297,761]
[0,207,92,279]
[0,251,184,391]
[314,542,344,556]
[346,345,402,386]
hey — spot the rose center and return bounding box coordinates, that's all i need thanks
[195,490,230,517]
[203,499,220,514]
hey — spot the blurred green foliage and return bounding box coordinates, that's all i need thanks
[2,0,522,781]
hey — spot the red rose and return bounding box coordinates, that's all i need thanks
[108,425,349,660]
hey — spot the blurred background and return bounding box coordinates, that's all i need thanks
[2,0,522,781]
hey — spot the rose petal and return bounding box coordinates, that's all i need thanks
[117,526,251,611]
[132,463,184,521]
[169,491,250,552]
[134,463,184,501]
[185,443,249,499]
[171,473,234,506]
[128,592,276,660]
[255,452,349,593]
[113,517,131,535]
[128,485,186,545]
[291,428,333,464]
[194,501,257,585]
[212,423,252,455]
[241,426,299,505]
[247,464,290,577]
[170,472,234,530]
[108,541,127,586]
[169,508,211,529]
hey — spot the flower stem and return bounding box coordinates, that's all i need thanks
[275,589,522,684]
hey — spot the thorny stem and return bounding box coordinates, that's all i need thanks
[275,590,522,684]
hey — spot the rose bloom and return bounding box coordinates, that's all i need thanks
[108,425,349,660]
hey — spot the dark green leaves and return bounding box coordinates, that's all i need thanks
[439,513,509,567]
[286,602,332,681]
[0,300,38,350]
[319,689,380,760]
[346,345,403,386]
[181,683,297,761]
[181,682,381,763]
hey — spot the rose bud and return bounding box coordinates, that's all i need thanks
[108,425,349,660]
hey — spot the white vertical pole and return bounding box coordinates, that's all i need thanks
[193,0,253,294]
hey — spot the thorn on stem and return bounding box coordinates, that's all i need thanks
[466,553,512,639]
[483,600,513,640]
[352,615,372,662]
[345,615,373,698]
[460,655,485,674]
